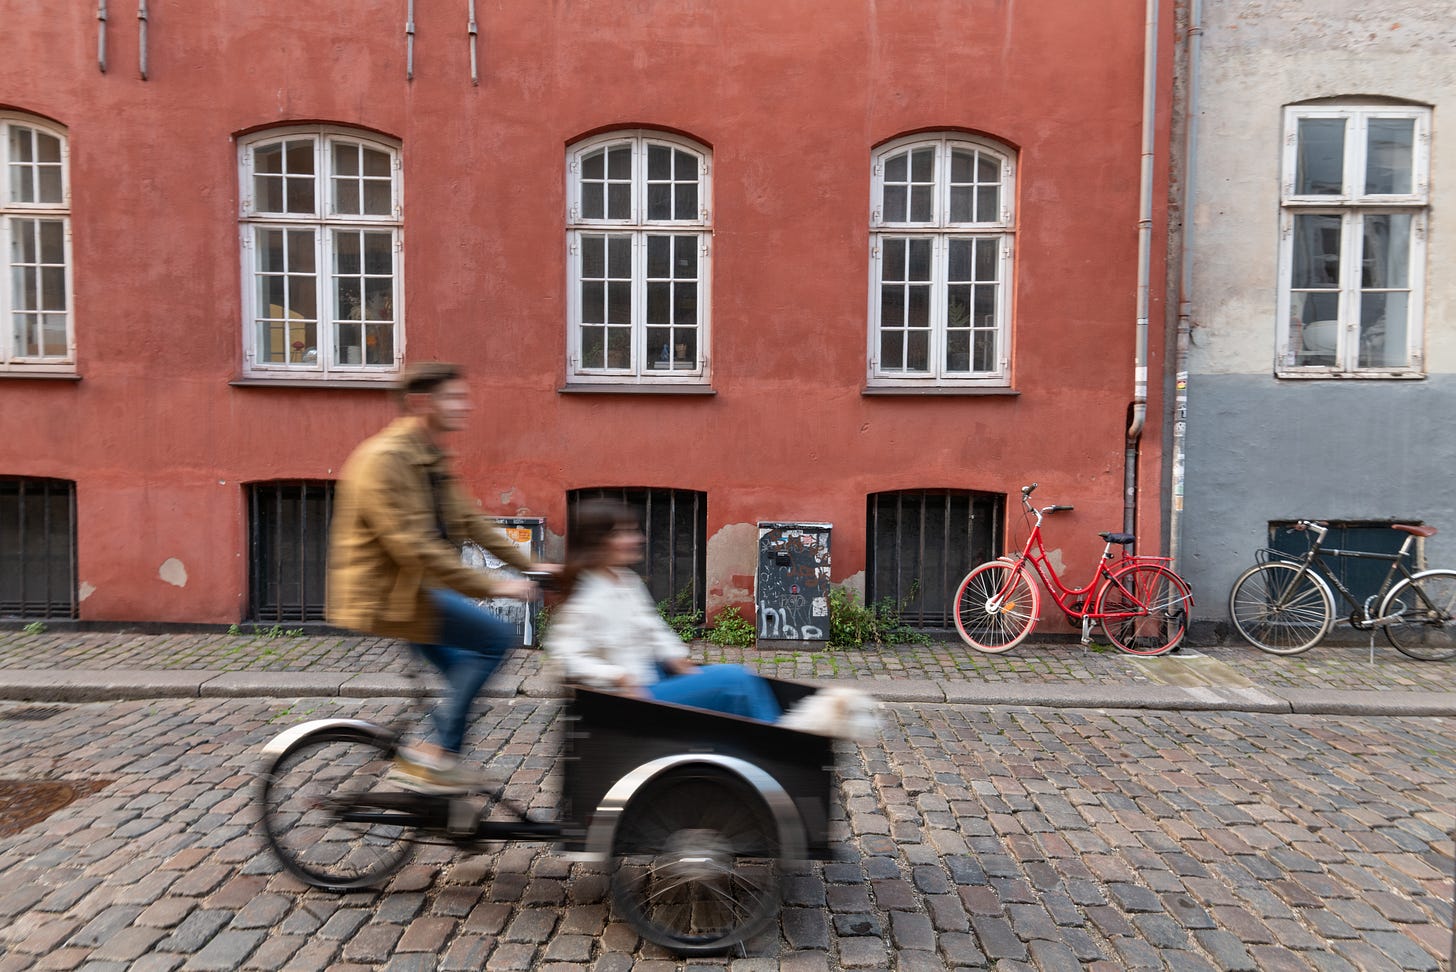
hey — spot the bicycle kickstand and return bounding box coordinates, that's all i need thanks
[1080,616,1094,649]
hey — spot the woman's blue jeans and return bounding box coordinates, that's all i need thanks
[410,589,518,755]
[648,663,781,722]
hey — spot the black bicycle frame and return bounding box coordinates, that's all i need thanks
[1297,543,1415,624]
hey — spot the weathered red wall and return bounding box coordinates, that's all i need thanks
[0,1,1173,623]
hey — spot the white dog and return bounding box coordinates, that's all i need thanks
[780,687,881,742]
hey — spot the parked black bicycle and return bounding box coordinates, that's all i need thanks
[1228,520,1456,660]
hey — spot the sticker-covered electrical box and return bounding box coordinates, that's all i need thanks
[463,517,546,646]
[755,522,831,642]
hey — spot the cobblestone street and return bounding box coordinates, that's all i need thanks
[0,692,1451,970]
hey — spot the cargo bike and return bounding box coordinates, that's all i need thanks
[257,677,837,955]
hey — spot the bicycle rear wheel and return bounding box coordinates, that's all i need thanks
[953,561,1039,653]
[1096,563,1192,656]
[259,727,416,890]
[1228,562,1332,655]
[1380,569,1456,661]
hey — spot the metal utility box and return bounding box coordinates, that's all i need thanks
[755,522,831,642]
[462,517,546,646]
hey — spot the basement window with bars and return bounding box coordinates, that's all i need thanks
[568,487,706,614]
[247,481,334,623]
[0,477,77,619]
[867,489,1003,627]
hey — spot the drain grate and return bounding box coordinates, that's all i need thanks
[0,706,67,722]
[0,779,111,837]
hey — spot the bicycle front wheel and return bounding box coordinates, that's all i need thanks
[954,561,1039,653]
[1228,562,1333,655]
[259,727,416,890]
[1096,563,1193,656]
[1381,569,1456,661]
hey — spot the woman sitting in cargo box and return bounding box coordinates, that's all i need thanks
[544,499,782,722]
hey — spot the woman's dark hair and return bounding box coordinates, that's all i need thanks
[560,499,639,598]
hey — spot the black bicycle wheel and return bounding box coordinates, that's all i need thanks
[1228,562,1332,655]
[610,769,782,955]
[1097,563,1193,656]
[259,727,416,890]
[1381,569,1456,661]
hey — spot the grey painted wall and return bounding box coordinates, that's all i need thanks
[1180,373,1456,628]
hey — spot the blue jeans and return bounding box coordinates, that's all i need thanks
[410,589,518,755]
[647,664,781,722]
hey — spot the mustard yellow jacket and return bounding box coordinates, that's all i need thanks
[326,417,533,643]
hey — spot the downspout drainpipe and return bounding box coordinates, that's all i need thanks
[1125,0,1161,538]
[1168,0,1204,571]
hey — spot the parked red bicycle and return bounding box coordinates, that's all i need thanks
[953,484,1194,656]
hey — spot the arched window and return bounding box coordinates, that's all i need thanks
[1,114,72,372]
[238,127,402,381]
[869,134,1014,385]
[566,131,711,385]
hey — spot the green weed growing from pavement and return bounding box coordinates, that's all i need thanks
[22,621,46,635]
[827,585,931,648]
[227,623,241,636]
[707,606,756,647]
[657,587,704,642]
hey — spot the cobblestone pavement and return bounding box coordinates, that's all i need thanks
[0,694,1451,971]
[1,628,1453,696]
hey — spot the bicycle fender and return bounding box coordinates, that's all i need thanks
[259,718,392,759]
[584,753,807,863]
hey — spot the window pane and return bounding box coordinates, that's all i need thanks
[607,183,630,219]
[285,140,314,175]
[907,238,931,280]
[674,235,697,275]
[1295,117,1345,195]
[607,146,631,179]
[1365,118,1414,195]
[973,330,995,371]
[906,329,929,370]
[881,331,903,370]
[38,220,64,263]
[648,144,670,180]
[1291,214,1341,287]
[337,278,361,319]
[975,238,997,280]
[581,282,604,323]
[910,185,932,222]
[582,151,604,181]
[647,281,668,324]
[1359,292,1408,368]
[907,285,930,326]
[881,284,904,324]
[607,327,630,368]
[973,284,995,324]
[882,238,905,280]
[332,142,359,176]
[11,165,33,203]
[581,326,605,366]
[255,142,284,174]
[334,179,360,215]
[285,176,314,214]
[10,126,33,163]
[334,230,361,275]
[582,182,604,220]
[647,235,669,278]
[10,218,35,264]
[363,232,392,275]
[607,236,631,278]
[647,182,670,220]
[910,147,933,182]
[37,166,62,204]
[946,284,972,327]
[255,174,284,212]
[951,150,973,183]
[945,330,970,373]
[362,179,392,216]
[975,186,998,222]
[362,146,391,178]
[41,313,66,355]
[365,323,392,364]
[948,239,972,281]
[674,182,696,220]
[40,267,65,310]
[581,235,604,278]
[287,229,316,273]
[607,281,630,324]
[883,184,907,222]
[1362,214,1409,289]
[885,152,907,183]
[977,154,998,182]
[363,278,392,320]
[949,186,972,223]
[674,150,696,180]
[673,281,695,323]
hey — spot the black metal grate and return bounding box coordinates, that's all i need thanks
[867,489,1003,627]
[247,481,334,623]
[568,487,707,614]
[0,477,77,619]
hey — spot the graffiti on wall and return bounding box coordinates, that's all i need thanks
[756,523,830,641]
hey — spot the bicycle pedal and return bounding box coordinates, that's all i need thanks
[447,795,490,836]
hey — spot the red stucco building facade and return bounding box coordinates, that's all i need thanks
[1,2,1174,628]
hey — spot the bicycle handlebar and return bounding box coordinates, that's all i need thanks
[1291,519,1329,540]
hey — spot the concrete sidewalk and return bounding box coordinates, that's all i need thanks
[1,626,1454,715]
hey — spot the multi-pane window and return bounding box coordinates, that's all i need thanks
[870,135,1014,385]
[1278,105,1429,375]
[566,132,711,383]
[239,128,402,380]
[1,115,72,373]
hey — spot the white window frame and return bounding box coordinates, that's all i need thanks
[238,126,403,382]
[565,131,712,385]
[1276,105,1429,378]
[868,134,1014,388]
[0,113,74,374]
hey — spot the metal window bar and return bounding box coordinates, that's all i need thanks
[568,487,706,614]
[248,481,333,623]
[0,477,78,619]
[867,489,1002,628]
